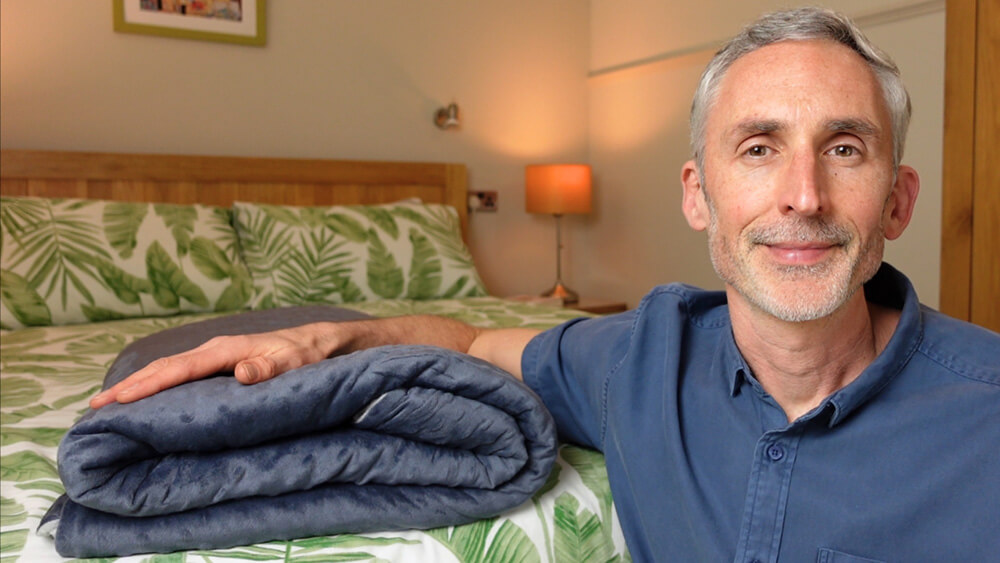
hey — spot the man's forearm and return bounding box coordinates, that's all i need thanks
[329,315,481,355]
[331,315,537,381]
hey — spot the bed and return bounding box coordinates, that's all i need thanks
[0,150,630,562]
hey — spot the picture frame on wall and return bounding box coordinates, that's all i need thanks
[112,0,266,46]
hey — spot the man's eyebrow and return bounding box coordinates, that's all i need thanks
[725,118,883,142]
[730,119,784,138]
[826,118,881,137]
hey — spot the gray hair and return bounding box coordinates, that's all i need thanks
[690,7,911,172]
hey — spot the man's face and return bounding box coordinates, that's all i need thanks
[681,39,918,322]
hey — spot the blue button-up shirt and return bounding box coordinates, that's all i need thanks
[522,264,1000,562]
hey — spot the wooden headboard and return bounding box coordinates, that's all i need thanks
[0,150,470,240]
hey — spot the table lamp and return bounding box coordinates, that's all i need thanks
[525,164,592,304]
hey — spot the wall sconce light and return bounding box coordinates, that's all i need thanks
[434,103,460,129]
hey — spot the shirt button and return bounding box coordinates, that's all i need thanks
[766,444,785,461]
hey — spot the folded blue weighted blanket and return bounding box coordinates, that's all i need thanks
[40,307,558,558]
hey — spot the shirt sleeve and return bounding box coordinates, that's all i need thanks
[521,310,637,451]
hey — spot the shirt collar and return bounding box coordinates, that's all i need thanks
[722,323,749,398]
[822,263,923,426]
[721,263,924,426]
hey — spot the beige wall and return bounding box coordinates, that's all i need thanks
[1,1,945,307]
[0,0,589,298]
[583,0,945,308]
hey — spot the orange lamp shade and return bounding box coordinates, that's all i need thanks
[525,164,592,215]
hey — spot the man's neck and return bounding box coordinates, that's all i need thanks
[728,290,900,423]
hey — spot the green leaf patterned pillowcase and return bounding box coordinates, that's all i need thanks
[232,201,487,309]
[0,197,253,329]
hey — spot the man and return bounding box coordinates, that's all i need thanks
[91,7,999,561]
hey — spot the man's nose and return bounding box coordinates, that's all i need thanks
[779,150,826,216]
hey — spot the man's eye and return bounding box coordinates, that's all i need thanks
[830,145,857,157]
[745,145,768,157]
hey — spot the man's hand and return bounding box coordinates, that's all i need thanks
[89,322,344,409]
[88,315,536,410]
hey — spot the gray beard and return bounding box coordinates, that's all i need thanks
[705,206,884,323]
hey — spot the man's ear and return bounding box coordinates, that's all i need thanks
[681,160,710,231]
[883,165,920,240]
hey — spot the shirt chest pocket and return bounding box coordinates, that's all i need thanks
[817,547,886,563]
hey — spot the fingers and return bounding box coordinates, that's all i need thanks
[234,357,275,384]
[232,342,321,385]
[88,323,340,409]
[89,337,244,409]
[231,324,340,385]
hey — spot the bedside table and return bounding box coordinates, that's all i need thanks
[567,298,627,314]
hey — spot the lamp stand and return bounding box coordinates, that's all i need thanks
[541,214,579,304]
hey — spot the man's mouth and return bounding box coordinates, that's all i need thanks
[764,242,839,265]
[748,220,852,267]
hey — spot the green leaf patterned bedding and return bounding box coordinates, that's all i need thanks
[0,298,631,562]
[232,201,488,309]
[0,197,254,329]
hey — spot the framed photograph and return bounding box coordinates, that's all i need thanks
[112,0,266,46]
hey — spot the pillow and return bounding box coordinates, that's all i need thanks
[232,201,487,309]
[0,196,252,329]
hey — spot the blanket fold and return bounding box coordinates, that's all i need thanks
[40,307,557,558]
